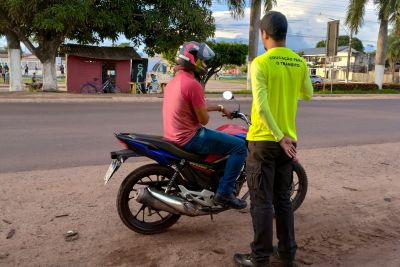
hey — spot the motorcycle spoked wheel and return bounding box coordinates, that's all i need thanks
[239,161,308,212]
[291,161,308,211]
[117,163,181,235]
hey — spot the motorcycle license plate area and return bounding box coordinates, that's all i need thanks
[104,159,122,184]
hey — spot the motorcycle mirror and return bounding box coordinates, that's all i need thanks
[223,91,234,100]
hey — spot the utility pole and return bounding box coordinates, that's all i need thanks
[346,31,353,83]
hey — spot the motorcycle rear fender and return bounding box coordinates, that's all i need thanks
[110,149,140,161]
[124,140,181,165]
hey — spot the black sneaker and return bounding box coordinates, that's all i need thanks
[233,253,269,267]
[214,193,247,209]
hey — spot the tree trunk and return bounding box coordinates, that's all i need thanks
[15,31,61,91]
[6,31,23,92]
[42,56,57,91]
[375,19,388,89]
[247,0,262,90]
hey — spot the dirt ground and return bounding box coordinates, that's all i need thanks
[1,142,400,267]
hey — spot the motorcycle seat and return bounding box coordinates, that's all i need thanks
[119,133,205,162]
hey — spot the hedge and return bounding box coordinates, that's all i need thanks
[313,83,400,91]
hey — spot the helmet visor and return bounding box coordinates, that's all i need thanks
[198,43,215,61]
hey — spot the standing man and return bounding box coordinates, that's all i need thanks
[163,41,247,209]
[234,11,313,267]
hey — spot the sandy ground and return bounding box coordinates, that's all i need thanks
[1,142,400,267]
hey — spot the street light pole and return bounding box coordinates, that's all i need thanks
[346,31,353,83]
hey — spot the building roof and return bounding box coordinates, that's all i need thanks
[298,46,360,56]
[60,44,141,60]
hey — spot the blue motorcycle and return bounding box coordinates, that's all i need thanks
[104,94,308,235]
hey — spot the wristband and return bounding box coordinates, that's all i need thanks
[218,104,224,112]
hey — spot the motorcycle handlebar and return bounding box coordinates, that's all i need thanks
[231,111,251,126]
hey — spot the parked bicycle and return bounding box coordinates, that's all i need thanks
[81,78,120,94]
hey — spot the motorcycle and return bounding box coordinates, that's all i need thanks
[104,91,308,235]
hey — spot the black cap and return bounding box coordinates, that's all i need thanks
[260,11,288,41]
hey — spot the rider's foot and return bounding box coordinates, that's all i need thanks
[214,193,247,209]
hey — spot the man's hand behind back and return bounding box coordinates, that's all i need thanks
[279,136,297,159]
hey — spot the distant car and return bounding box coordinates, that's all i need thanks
[310,75,324,84]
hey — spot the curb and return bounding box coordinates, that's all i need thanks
[0,92,400,103]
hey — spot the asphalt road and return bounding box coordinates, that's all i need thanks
[1,99,400,173]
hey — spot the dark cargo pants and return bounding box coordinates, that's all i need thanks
[246,141,297,264]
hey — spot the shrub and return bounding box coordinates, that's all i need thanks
[314,83,400,92]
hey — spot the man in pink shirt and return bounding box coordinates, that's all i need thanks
[163,41,247,209]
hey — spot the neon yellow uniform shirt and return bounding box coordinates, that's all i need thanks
[247,47,313,142]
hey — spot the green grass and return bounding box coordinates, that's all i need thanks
[217,78,246,84]
[316,89,400,94]
[206,89,250,94]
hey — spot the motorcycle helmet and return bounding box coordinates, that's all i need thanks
[175,41,215,75]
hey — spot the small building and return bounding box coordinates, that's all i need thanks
[297,46,369,80]
[61,44,141,93]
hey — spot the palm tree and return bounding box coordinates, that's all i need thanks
[346,0,399,89]
[387,32,400,83]
[223,0,276,89]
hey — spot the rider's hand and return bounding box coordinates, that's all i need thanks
[279,136,297,159]
[221,107,233,119]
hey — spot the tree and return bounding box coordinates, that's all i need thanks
[387,32,400,83]
[346,0,399,89]
[162,41,248,85]
[223,0,276,89]
[0,0,215,91]
[202,42,248,84]
[5,31,23,91]
[316,35,365,52]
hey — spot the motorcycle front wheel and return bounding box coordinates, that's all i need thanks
[117,164,181,234]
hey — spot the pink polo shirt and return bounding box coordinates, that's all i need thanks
[163,71,206,146]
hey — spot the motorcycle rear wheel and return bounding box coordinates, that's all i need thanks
[291,161,308,211]
[239,160,308,212]
[117,164,181,234]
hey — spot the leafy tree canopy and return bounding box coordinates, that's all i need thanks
[163,41,248,84]
[315,35,365,52]
[0,0,215,90]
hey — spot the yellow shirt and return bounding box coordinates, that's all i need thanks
[247,47,313,142]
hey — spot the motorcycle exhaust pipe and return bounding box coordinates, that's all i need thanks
[135,187,209,216]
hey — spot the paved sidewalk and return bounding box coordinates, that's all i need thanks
[1,81,400,103]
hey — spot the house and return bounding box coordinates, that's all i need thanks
[297,46,369,80]
[60,44,141,93]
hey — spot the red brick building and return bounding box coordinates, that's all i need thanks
[61,44,141,93]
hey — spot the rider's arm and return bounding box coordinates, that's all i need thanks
[194,103,229,125]
[251,59,284,142]
[194,107,209,125]
[188,80,209,125]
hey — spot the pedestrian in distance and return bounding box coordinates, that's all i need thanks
[233,11,313,267]
[0,64,5,83]
[24,64,29,76]
[60,64,65,75]
[4,70,10,84]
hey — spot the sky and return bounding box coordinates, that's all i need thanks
[0,0,381,54]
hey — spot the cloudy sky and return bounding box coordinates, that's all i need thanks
[212,0,379,52]
[0,0,381,53]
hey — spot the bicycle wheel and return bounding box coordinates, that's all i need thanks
[81,84,97,94]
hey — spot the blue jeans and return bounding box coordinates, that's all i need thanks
[183,127,247,195]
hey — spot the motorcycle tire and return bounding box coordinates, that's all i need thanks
[291,161,308,212]
[117,164,181,235]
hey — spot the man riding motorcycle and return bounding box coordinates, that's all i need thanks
[162,41,247,209]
